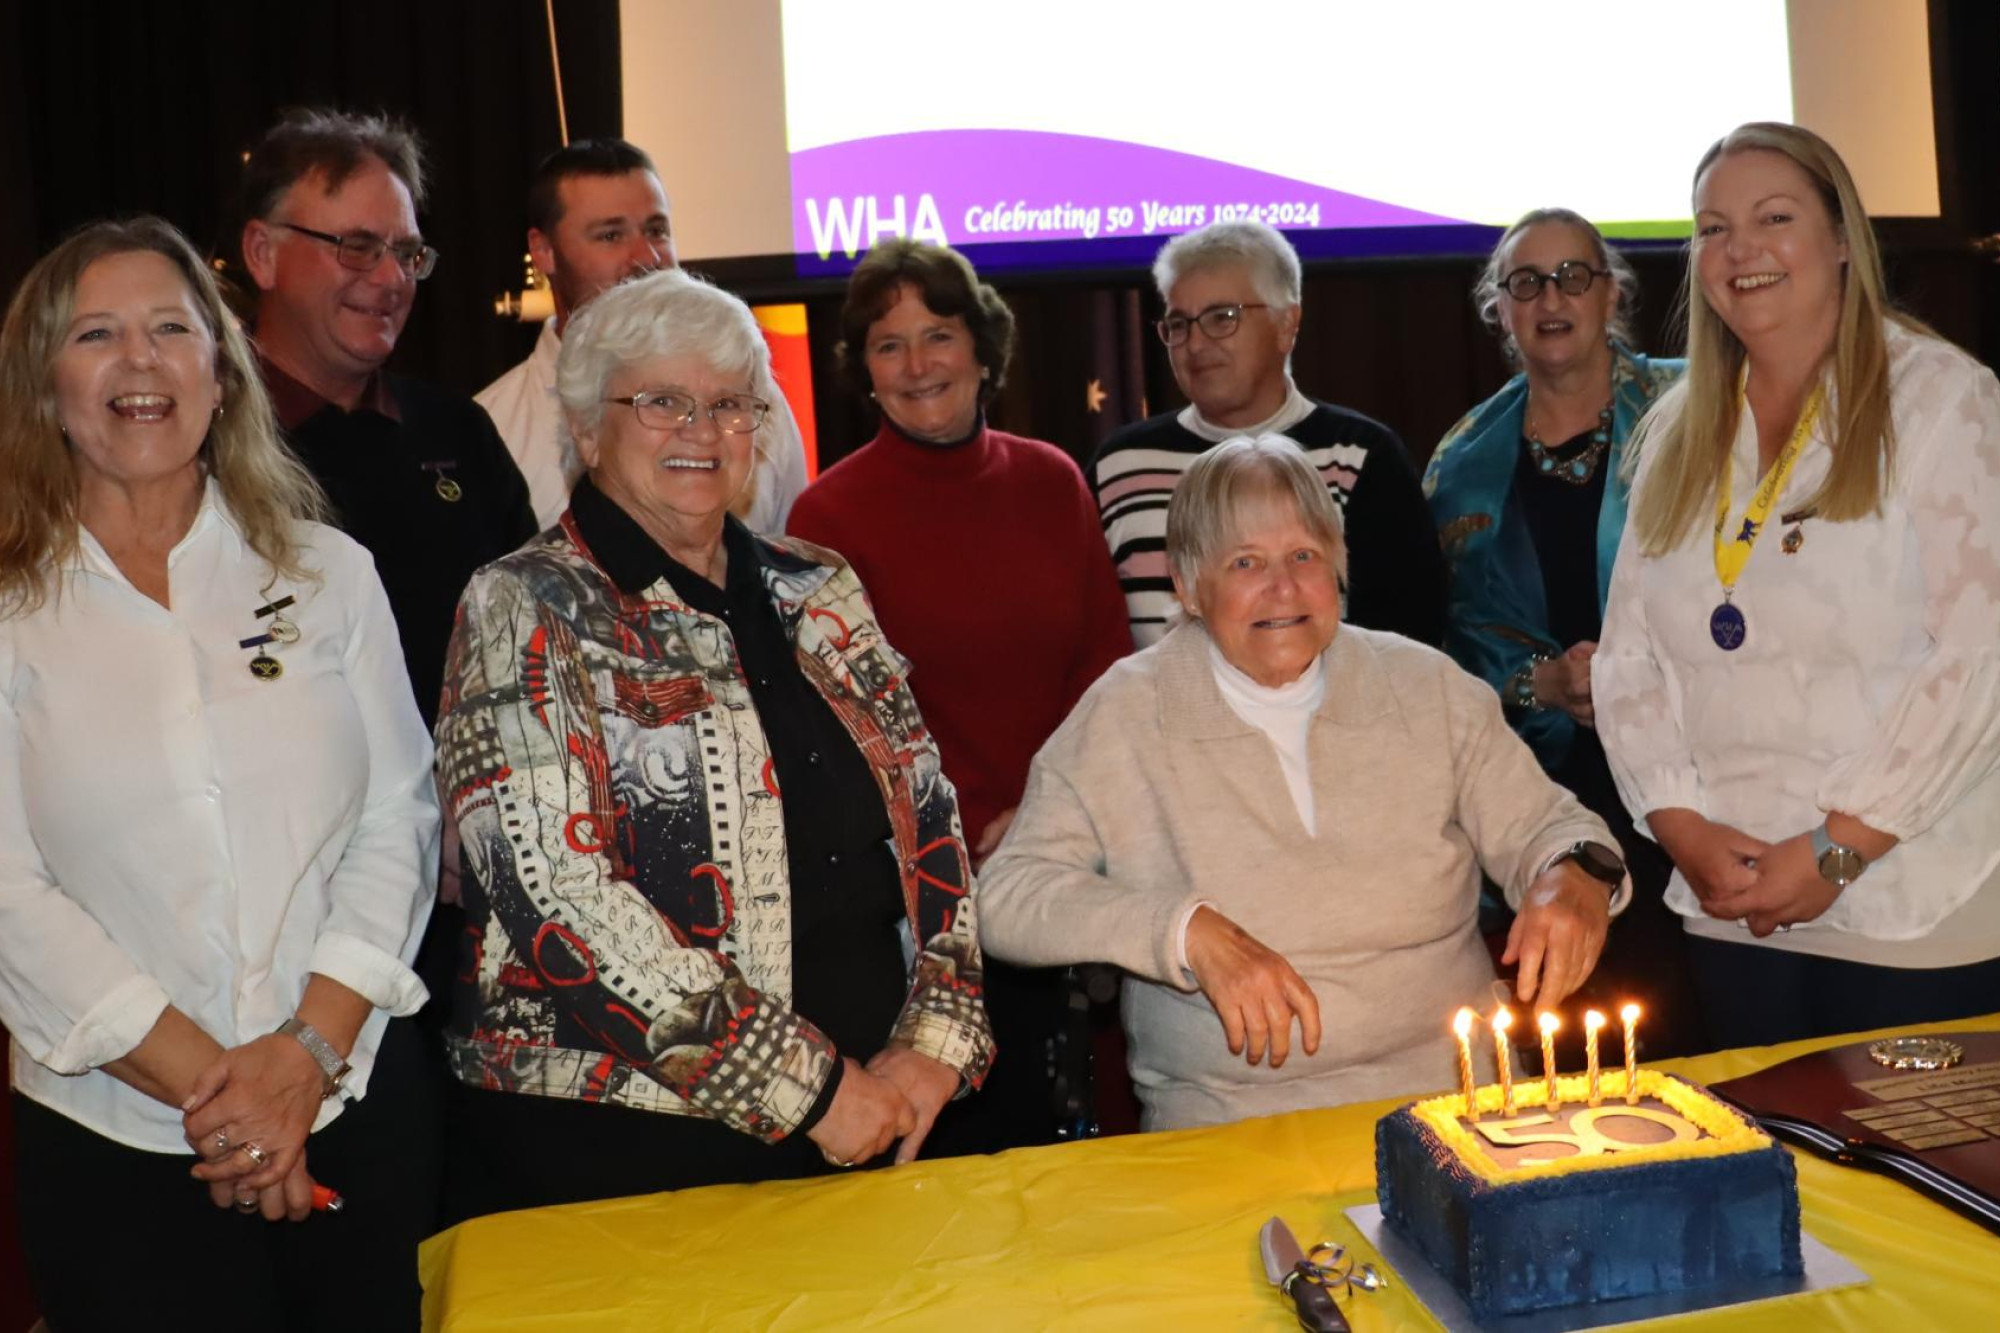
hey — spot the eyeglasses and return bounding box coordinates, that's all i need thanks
[606,391,771,434]
[1502,261,1611,302]
[276,223,439,280]
[1156,302,1271,347]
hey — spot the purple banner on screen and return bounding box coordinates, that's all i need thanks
[790,129,1468,260]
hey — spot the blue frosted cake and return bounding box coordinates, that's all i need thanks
[1375,1070,1802,1320]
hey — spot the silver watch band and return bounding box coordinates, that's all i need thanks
[1810,821,1867,888]
[277,1018,351,1099]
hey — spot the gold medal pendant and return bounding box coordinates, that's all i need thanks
[250,653,284,681]
[435,475,463,502]
[1781,525,1804,555]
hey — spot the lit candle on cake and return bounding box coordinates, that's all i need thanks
[1621,1003,1642,1105]
[1538,1011,1561,1111]
[1492,1006,1516,1114]
[1453,1007,1480,1121]
[1584,1010,1606,1106]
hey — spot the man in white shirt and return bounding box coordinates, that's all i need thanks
[477,138,810,531]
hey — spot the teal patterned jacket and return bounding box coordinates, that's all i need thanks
[1422,344,1683,769]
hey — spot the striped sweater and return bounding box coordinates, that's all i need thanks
[1088,399,1448,648]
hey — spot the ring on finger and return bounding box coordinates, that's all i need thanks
[234,1195,259,1213]
[211,1130,230,1155]
[238,1140,269,1168]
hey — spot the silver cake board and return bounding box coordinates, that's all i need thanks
[1343,1204,1867,1333]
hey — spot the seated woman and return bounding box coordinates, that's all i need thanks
[788,239,1131,1151]
[979,435,1623,1130]
[435,268,993,1222]
[1424,209,1703,1058]
[1595,122,2000,1047]
[0,217,440,1330]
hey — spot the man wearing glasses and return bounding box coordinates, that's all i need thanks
[238,108,537,727]
[1088,220,1446,648]
[477,138,809,532]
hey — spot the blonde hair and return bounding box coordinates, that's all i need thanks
[1631,122,1921,555]
[1166,433,1347,605]
[0,216,326,615]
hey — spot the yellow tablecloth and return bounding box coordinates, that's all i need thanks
[420,1014,2000,1330]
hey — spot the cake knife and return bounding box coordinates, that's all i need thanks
[1257,1216,1349,1332]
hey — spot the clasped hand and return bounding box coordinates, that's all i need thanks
[181,1033,328,1219]
[1703,831,1840,937]
[1533,642,1598,728]
[807,1048,960,1168]
[1650,810,1838,937]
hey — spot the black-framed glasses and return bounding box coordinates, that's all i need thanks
[276,223,439,280]
[1155,302,1271,347]
[1503,261,1611,302]
[606,391,771,434]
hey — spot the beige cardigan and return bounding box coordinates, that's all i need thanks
[978,620,1617,1130]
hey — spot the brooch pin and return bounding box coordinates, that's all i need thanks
[420,460,463,502]
[257,593,300,644]
[240,633,283,681]
[243,592,300,680]
[1779,506,1816,555]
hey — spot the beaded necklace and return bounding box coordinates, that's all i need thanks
[1524,402,1613,486]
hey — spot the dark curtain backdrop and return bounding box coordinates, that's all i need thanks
[0,0,622,394]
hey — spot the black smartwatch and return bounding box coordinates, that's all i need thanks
[1552,840,1625,889]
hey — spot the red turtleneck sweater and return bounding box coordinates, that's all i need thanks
[787,420,1132,843]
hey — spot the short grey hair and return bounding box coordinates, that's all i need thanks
[1166,433,1347,606]
[555,267,776,468]
[1472,207,1639,364]
[1152,220,1302,310]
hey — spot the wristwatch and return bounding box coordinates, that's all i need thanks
[1506,652,1557,711]
[277,1018,352,1100]
[1553,840,1626,889]
[1811,822,1868,889]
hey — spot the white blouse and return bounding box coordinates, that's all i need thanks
[1595,324,2000,957]
[0,485,439,1151]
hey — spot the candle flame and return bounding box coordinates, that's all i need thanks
[1453,1007,1476,1037]
[1538,1011,1560,1035]
[1620,1002,1641,1023]
[1492,1006,1513,1033]
[1585,1010,1606,1032]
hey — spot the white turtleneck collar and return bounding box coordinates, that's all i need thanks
[1178,378,1316,444]
[1206,634,1326,834]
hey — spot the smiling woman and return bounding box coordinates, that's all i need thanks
[1422,208,1701,1058]
[0,217,442,1329]
[785,240,1132,1153]
[433,266,995,1223]
[51,251,223,558]
[979,434,1628,1130]
[1595,122,2000,1049]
